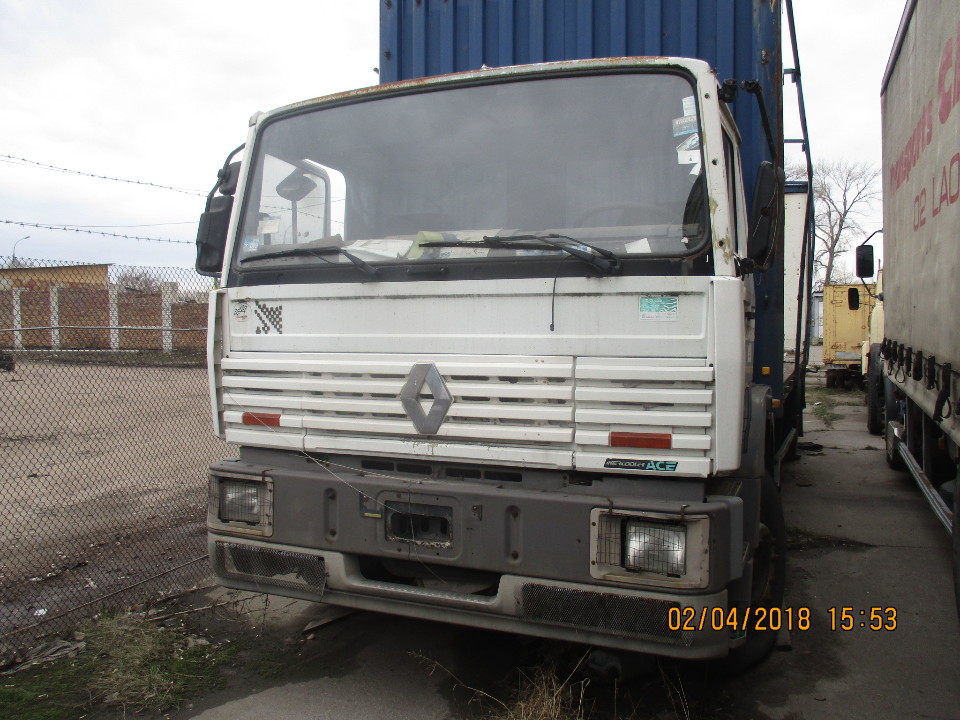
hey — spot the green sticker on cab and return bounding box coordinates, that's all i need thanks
[639,295,679,321]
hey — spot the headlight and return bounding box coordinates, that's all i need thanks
[591,509,707,588]
[623,520,686,577]
[219,480,262,524]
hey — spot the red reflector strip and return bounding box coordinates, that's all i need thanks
[609,432,672,449]
[242,412,281,427]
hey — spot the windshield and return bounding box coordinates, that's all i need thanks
[234,71,708,277]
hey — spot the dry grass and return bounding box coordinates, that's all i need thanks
[415,650,596,720]
[497,661,592,720]
[0,611,234,719]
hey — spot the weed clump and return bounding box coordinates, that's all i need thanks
[85,613,226,711]
[0,612,234,719]
[496,662,591,720]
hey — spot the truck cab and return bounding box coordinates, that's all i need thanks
[197,58,788,662]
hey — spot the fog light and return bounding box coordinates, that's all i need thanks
[219,480,262,524]
[623,520,686,576]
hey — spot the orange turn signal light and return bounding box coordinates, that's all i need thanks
[242,412,281,427]
[609,432,672,449]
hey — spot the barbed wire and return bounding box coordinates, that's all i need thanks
[0,153,207,197]
[2,219,192,245]
[67,221,198,228]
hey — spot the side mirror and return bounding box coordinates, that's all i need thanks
[748,161,784,269]
[218,161,242,196]
[276,170,318,202]
[847,286,860,311]
[195,145,245,277]
[855,244,875,278]
[196,194,233,276]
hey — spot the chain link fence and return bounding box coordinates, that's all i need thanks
[0,256,230,646]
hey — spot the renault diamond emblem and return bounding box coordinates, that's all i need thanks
[400,363,452,434]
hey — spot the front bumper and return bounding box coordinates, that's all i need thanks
[211,537,731,659]
[208,453,743,658]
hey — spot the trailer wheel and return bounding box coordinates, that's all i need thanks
[727,472,786,671]
[865,346,883,435]
[953,482,960,623]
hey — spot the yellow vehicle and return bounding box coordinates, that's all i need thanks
[822,282,876,388]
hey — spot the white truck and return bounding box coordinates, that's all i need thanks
[194,3,814,665]
[858,0,960,614]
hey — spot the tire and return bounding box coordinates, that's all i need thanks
[885,422,906,471]
[866,346,883,435]
[884,378,907,471]
[727,472,787,671]
[866,378,882,434]
[953,481,960,623]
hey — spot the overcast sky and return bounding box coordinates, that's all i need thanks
[0,0,904,269]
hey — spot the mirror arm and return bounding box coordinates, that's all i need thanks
[207,144,245,205]
[735,256,757,277]
[741,80,780,167]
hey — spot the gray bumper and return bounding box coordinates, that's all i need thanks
[210,536,732,659]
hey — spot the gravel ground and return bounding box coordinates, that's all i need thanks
[0,358,232,639]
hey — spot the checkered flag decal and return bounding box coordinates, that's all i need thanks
[254,301,283,334]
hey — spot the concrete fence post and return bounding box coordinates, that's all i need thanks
[12,288,23,350]
[108,286,119,350]
[50,286,60,350]
[161,282,176,352]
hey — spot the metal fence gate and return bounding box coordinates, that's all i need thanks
[0,257,230,645]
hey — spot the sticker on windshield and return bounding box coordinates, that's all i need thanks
[682,95,696,117]
[639,295,679,321]
[258,216,280,235]
[676,134,700,167]
[672,115,698,137]
[241,236,260,255]
[625,238,651,254]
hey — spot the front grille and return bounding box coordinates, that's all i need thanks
[220,353,575,447]
[219,353,716,474]
[573,359,714,460]
[215,542,327,596]
[519,583,688,645]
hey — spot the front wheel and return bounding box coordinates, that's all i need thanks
[884,378,907,471]
[865,346,883,435]
[727,472,787,671]
[953,483,960,622]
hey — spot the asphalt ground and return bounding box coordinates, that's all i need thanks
[173,378,960,720]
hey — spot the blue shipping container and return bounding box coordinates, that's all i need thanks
[379,0,782,181]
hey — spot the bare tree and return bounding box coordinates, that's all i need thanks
[115,269,161,293]
[787,160,880,289]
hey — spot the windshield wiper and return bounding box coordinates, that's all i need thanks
[240,244,378,277]
[420,233,620,274]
